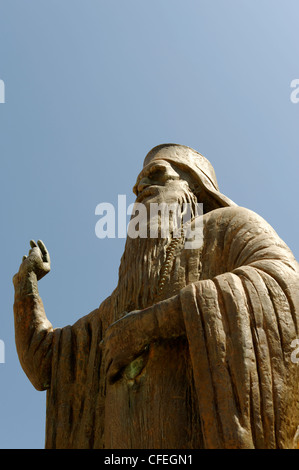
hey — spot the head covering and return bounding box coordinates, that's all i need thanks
[143,143,236,209]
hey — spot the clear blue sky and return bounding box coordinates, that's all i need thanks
[1,1,299,449]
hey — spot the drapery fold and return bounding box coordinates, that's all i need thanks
[180,235,299,448]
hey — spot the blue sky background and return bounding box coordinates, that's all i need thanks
[1,1,299,449]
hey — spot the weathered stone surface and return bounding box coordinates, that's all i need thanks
[13,144,299,448]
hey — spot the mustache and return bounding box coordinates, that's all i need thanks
[133,187,199,223]
[135,185,160,203]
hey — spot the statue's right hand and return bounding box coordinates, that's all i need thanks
[13,239,51,284]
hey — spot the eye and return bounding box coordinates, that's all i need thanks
[148,166,165,179]
[150,169,163,179]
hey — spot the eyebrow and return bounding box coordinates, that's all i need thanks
[133,161,171,194]
[134,162,169,190]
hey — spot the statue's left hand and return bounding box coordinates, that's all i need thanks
[13,239,51,286]
[102,307,155,382]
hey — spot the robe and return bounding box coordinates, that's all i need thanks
[14,206,299,449]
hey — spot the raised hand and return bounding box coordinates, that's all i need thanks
[14,239,51,284]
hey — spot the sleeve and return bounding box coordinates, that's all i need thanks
[14,293,54,391]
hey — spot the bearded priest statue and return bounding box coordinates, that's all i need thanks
[13,144,299,449]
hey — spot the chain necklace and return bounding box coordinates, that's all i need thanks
[156,216,198,301]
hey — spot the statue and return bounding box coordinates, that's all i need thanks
[13,144,299,449]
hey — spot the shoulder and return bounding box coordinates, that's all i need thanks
[201,205,279,240]
[201,205,293,256]
[201,206,297,267]
[204,205,267,226]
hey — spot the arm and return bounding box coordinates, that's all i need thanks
[13,240,54,391]
[102,293,185,381]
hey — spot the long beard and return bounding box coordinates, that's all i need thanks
[113,187,198,319]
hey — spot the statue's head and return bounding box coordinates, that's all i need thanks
[117,144,235,313]
[133,144,235,213]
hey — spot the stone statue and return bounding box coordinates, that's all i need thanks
[13,144,299,449]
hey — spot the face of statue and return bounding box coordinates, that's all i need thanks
[116,160,199,316]
[133,160,193,206]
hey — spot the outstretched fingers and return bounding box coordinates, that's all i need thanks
[27,239,50,264]
[28,239,38,256]
[30,240,38,249]
[37,240,50,263]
